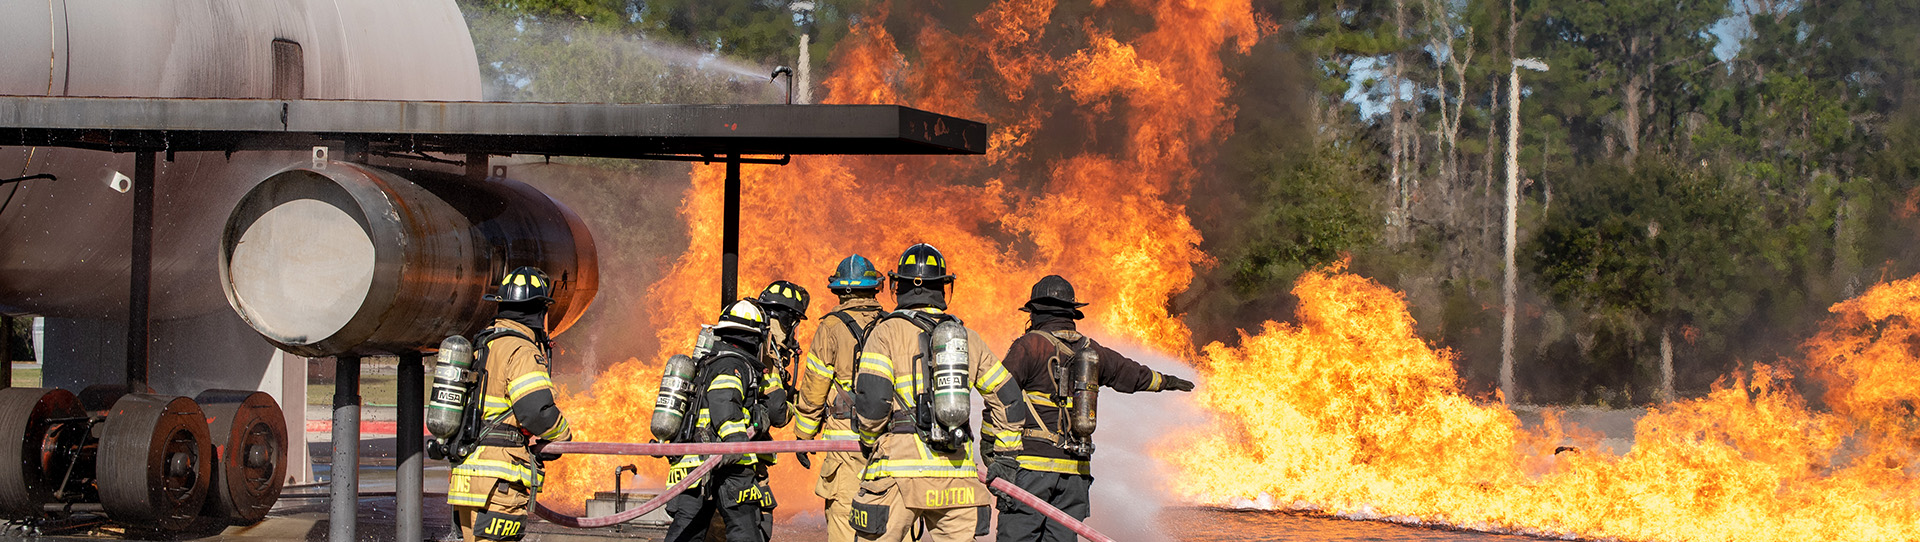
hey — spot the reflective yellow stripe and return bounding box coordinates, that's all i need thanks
[892,379,916,408]
[975,361,1010,392]
[1150,372,1163,391]
[863,458,980,479]
[710,375,743,393]
[991,429,1022,449]
[718,420,749,438]
[820,428,860,441]
[482,395,512,418]
[795,415,822,435]
[761,371,783,393]
[538,416,570,440]
[1024,391,1058,408]
[447,491,488,507]
[859,352,893,374]
[451,458,540,486]
[807,353,834,378]
[508,372,553,402]
[1017,455,1092,475]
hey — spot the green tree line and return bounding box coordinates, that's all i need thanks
[1198,0,1920,405]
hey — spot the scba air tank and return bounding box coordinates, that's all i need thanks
[927,320,971,446]
[427,335,476,440]
[1068,348,1101,441]
[691,325,719,360]
[651,354,699,441]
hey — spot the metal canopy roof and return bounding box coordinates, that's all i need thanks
[0,96,986,158]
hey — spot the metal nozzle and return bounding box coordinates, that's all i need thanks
[771,66,795,105]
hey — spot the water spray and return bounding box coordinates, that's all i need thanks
[770,66,795,105]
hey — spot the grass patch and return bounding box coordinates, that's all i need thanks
[307,375,420,407]
[11,368,40,388]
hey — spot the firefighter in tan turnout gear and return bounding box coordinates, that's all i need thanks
[792,255,888,542]
[446,266,575,542]
[995,274,1194,542]
[851,244,1031,542]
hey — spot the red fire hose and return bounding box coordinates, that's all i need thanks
[526,439,1114,542]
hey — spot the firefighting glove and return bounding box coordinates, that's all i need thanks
[986,455,1020,511]
[1160,374,1195,392]
[534,441,563,463]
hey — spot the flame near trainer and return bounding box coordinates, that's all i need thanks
[542,0,1262,519]
[536,1,1920,541]
[1167,263,1920,541]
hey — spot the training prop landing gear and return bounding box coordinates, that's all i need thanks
[0,387,287,536]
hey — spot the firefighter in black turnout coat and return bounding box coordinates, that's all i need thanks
[995,275,1195,542]
[663,299,789,542]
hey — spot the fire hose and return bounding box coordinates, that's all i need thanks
[526,439,1114,541]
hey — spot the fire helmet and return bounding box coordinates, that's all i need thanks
[827,255,884,290]
[713,299,769,342]
[889,243,954,285]
[1021,275,1090,310]
[758,280,810,322]
[484,266,555,304]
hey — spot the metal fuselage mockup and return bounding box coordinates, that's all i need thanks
[0,1,598,367]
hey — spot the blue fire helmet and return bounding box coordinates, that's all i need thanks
[827,255,884,290]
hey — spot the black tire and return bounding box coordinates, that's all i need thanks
[194,390,286,525]
[97,394,212,531]
[0,388,81,518]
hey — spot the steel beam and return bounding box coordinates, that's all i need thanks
[330,355,360,542]
[721,156,741,308]
[126,152,156,389]
[0,97,987,159]
[397,353,425,542]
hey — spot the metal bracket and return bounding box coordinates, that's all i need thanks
[311,146,328,169]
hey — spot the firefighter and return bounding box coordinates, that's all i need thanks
[663,299,783,542]
[447,266,574,542]
[994,274,1195,542]
[850,243,1029,542]
[792,255,888,542]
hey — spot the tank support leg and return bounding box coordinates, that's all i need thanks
[397,353,425,542]
[126,151,156,389]
[330,355,361,542]
[720,155,741,308]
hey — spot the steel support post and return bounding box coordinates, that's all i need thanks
[397,353,425,542]
[127,152,156,389]
[330,355,361,542]
[720,155,742,308]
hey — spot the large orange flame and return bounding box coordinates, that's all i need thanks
[545,0,1263,517]
[1167,262,1920,540]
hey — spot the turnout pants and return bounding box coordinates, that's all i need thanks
[665,464,771,542]
[453,480,532,542]
[995,469,1092,542]
[816,451,866,542]
[850,478,983,542]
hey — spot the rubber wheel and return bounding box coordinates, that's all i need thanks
[97,394,212,531]
[0,388,81,518]
[194,390,286,525]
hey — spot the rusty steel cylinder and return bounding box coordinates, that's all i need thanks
[1069,347,1100,440]
[220,163,597,357]
[651,354,700,441]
